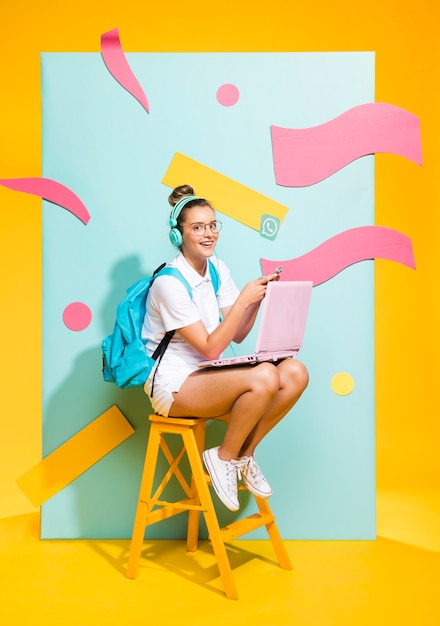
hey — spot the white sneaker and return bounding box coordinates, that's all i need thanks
[203,447,240,511]
[238,455,273,498]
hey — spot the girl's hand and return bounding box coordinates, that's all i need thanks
[236,272,279,308]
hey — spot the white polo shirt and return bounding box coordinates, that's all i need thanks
[141,253,239,414]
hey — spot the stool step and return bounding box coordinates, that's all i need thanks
[145,498,206,525]
[153,499,206,512]
[218,512,275,542]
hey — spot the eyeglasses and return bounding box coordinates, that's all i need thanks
[189,221,222,236]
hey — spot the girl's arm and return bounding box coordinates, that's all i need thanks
[221,301,260,343]
[178,273,277,360]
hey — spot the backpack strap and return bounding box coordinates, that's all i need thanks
[208,259,221,294]
[208,259,222,321]
[153,265,193,298]
[149,264,192,396]
[149,260,221,395]
[150,329,175,397]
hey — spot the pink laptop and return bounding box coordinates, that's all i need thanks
[198,280,313,368]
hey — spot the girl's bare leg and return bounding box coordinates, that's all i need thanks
[168,359,308,460]
[168,362,281,459]
[238,358,309,457]
[169,359,308,509]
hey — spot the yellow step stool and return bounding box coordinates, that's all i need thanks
[126,413,292,600]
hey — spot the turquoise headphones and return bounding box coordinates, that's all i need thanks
[168,195,203,247]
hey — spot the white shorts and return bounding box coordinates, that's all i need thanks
[144,360,198,417]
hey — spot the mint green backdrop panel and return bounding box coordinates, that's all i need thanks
[41,52,375,539]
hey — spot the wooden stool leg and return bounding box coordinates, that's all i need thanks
[126,423,162,579]
[255,497,293,570]
[183,429,239,600]
[186,420,206,552]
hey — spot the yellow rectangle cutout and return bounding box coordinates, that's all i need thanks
[162,152,289,232]
[16,405,134,507]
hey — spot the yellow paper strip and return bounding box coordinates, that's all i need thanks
[16,405,134,507]
[162,152,289,232]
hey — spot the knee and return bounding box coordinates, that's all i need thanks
[282,359,309,393]
[250,363,280,396]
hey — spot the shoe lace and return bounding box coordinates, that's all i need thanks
[239,456,263,484]
[228,459,242,488]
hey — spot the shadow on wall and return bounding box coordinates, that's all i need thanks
[100,255,147,333]
[42,254,244,539]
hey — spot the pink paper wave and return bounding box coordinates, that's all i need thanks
[271,103,422,187]
[101,28,149,114]
[0,177,90,224]
[260,226,415,286]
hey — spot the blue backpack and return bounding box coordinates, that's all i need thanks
[102,261,220,389]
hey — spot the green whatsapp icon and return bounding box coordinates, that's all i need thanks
[260,214,281,240]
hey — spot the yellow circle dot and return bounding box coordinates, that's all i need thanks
[331,372,355,396]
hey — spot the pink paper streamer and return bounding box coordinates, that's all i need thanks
[260,226,415,286]
[0,177,90,224]
[101,28,150,114]
[271,103,422,187]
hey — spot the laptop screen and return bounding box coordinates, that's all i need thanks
[255,281,313,354]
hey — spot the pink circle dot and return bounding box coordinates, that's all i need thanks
[216,84,240,107]
[63,302,92,331]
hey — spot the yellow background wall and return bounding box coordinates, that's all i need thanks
[1,0,438,528]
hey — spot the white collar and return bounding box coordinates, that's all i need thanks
[172,252,212,288]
